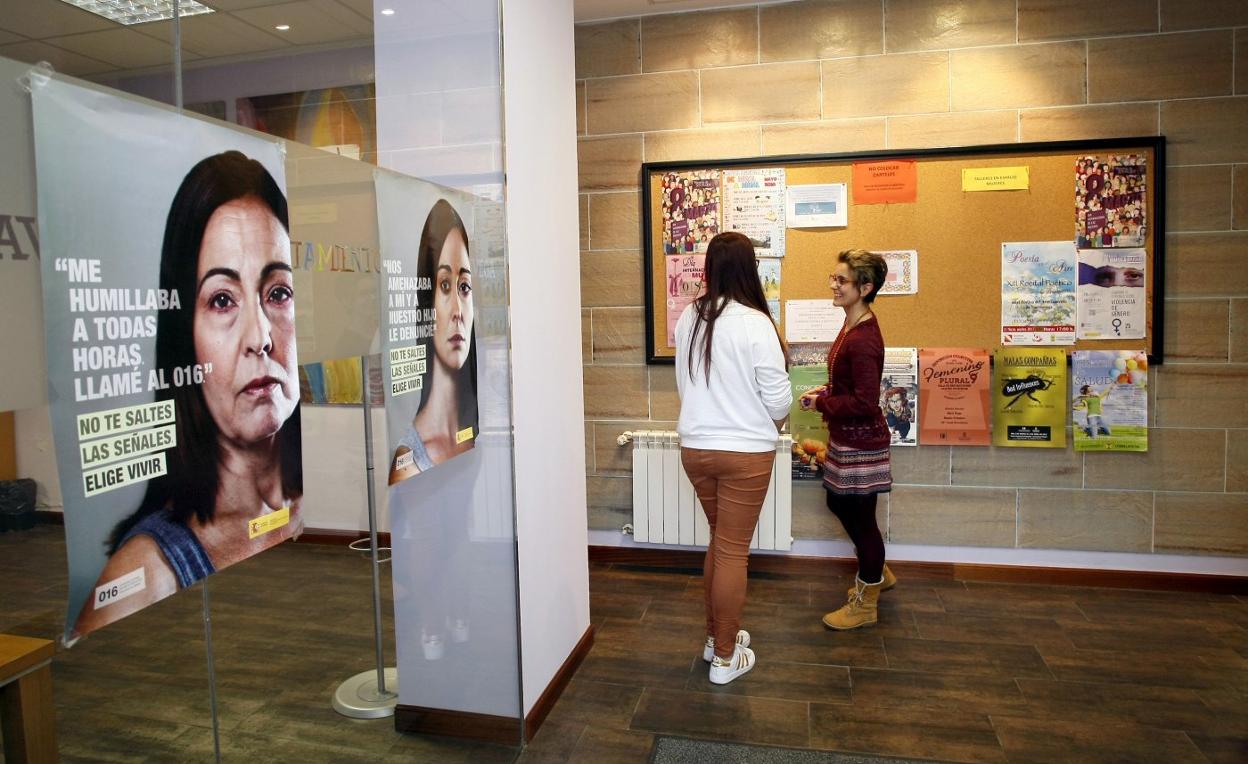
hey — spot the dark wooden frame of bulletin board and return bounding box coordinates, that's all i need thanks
[641,137,1165,365]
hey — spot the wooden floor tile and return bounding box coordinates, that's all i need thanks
[1010,677,1221,730]
[848,667,1029,715]
[1038,644,1239,689]
[540,679,643,730]
[882,636,1052,678]
[809,703,1006,763]
[913,611,1076,649]
[990,715,1208,763]
[567,727,655,762]
[630,687,810,747]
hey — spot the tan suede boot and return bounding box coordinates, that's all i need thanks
[824,576,881,630]
[845,563,896,598]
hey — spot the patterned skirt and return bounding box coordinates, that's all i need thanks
[822,441,892,496]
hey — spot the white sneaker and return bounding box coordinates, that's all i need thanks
[451,619,470,643]
[702,629,751,662]
[708,644,755,685]
[421,631,444,661]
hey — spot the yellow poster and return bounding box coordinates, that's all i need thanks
[963,166,1029,192]
[993,348,1067,448]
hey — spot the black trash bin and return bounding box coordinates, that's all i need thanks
[0,478,37,532]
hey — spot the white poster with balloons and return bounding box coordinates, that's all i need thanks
[1071,350,1148,452]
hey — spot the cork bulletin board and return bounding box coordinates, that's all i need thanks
[642,138,1165,365]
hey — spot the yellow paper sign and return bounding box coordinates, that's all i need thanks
[248,507,290,539]
[962,166,1029,191]
[456,426,475,445]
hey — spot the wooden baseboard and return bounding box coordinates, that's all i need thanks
[35,510,63,525]
[523,625,594,742]
[588,545,1248,595]
[394,705,521,745]
[294,527,391,548]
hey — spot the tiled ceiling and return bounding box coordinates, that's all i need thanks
[0,0,372,78]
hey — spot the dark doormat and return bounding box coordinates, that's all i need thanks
[649,736,939,764]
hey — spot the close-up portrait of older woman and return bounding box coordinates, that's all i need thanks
[75,151,302,637]
[388,199,478,485]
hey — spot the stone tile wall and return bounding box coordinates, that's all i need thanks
[577,0,1248,558]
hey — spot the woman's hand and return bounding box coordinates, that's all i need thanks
[799,386,826,411]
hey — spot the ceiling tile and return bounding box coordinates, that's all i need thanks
[233,0,372,46]
[335,0,373,21]
[200,0,294,9]
[0,0,117,39]
[45,28,194,69]
[136,13,291,58]
[0,30,26,45]
[0,39,114,76]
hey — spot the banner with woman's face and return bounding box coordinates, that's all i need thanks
[374,171,481,486]
[32,77,301,643]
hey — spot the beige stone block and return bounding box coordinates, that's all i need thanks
[1155,364,1248,428]
[1160,0,1248,32]
[1154,493,1248,557]
[1233,299,1248,363]
[887,111,1018,150]
[644,127,760,162]
[792,480,860,541]
[592,307,645,364]
[822,52,950,119]
[591,419,677,476]
[760,0,882,62]
[1162,98,1248,165]
[1234,165,1248,230]
[589,503,633,531]
[584,364,649,419]
[889,486,1017,547]
[890,444,951,485]
[586,71,700,135]
[701,62,821,125]
[885,0,1017,53]
[588,191,640,251]
[580,249,642,308]
[1162,299,1230,363]
[576,81,586,134]
[1019,103,1159,142]
[587,475,634,509]
[1018,489,1152,552]
[575,20,640,79]
[578,135,642,192]
[1018,0,1157,42]
[1228,430,1248,492]
[649,365,681,421]
[951,43,1086,111]
[1166,232,1248,298]
[579,194,589,250]
[762,120,886,155]
[582,307,592,362]
[585,421,594,473]
[641,8,757,73]
[1090,32,1233,104]
[952,446,1082,489]
[1085,428,1226,491]
[1167,165,1233,232]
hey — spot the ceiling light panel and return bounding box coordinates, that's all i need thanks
[58,0,215,26]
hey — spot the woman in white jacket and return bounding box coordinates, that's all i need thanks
[675,231,791,685]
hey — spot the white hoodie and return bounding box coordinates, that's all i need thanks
[675,300,792,453]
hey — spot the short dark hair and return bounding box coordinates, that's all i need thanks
[110,151,301,551]
[838,249,888,304]
[415,199,478,437]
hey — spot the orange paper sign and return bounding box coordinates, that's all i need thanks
[852,160,917,204]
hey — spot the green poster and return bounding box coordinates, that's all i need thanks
[993,348,1067,448]
[789,343,831,480]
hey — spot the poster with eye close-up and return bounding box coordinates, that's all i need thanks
[32,77,300,643]
[375,171,480,486]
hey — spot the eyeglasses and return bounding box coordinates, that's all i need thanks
[829,275,857,287]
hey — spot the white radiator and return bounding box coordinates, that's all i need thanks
[622,431,792,551]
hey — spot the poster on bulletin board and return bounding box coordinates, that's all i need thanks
[993,348,1067,448]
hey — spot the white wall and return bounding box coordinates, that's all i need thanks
[501,0,591,716]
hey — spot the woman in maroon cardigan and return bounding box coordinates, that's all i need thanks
[799,249,895,630]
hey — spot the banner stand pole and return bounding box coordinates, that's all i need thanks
[332,354,398,718]
[202,580,222,764]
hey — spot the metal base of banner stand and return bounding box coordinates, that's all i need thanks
[333,668,399,719]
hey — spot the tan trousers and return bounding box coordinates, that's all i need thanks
[681,447,774,660]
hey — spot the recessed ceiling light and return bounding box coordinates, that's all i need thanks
[58,0,214,26]
[380,8,395,15]
[275,24,291,31]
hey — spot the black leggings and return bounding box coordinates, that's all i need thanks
[825,491,885,584]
